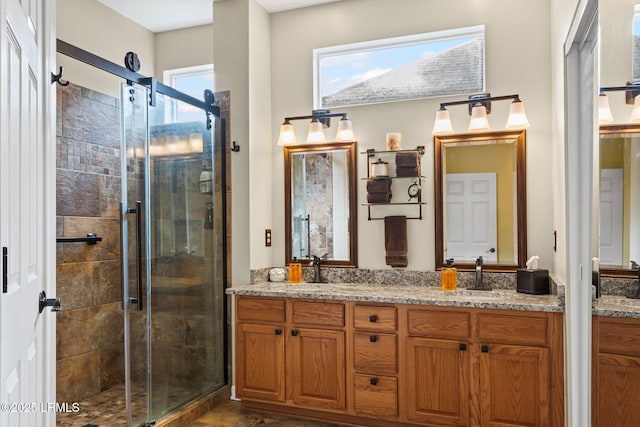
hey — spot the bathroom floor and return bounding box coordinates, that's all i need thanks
[188,400,340,427]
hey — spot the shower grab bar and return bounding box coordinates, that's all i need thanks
[56,233,102,245]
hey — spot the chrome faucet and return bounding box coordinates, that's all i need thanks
[473,256,490,291]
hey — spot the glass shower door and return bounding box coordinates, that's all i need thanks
[121,82,225,426]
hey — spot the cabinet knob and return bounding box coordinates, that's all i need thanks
[459,343,467,351]
[275,328,282,335]
[369,335,377,343]
[481,345,489,353]
[370,378,378,386]
[369,315,377,323]
[291,329,298,337]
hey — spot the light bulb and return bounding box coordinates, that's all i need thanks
[277,121,297,146]
[630,95,640,122]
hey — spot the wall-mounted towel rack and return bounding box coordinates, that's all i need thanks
[56,233,102,245]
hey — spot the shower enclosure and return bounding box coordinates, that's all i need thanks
[55,40,228,427]
[120,83,226,426]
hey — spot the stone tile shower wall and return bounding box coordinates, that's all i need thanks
[55,83,123,403]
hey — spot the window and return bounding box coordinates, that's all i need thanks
[163,64,214,122]
[313,25,485,109]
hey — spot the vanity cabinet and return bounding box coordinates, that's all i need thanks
[352,304,399,419]
[234,296,564,427]
[477,313,552,427]
[235,297,347,412]
[593,316,640,427]
[235,297,286,403]
[404,308,470,426]
[403,307,563,427]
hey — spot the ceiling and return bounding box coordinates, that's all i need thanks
[96,0,342,33]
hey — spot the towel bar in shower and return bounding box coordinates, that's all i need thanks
[56,233,102,245]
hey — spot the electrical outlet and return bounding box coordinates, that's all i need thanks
[265,229,272,247]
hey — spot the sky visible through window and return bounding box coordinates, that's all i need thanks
[171,71,213,123]
[320,36,476,98]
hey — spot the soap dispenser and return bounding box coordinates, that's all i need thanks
[289,257,302,284]
[441,258,457,291]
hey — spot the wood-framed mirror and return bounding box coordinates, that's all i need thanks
[597,124,640,278]
[434,129,527,271]
[284,141,358,267]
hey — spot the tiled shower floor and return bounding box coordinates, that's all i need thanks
[56,382,198,427]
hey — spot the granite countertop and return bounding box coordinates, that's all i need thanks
[594,295,640,319]
[226,282,563,313]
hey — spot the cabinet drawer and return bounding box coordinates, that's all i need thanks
[290,300,345,328]
[354,332,397,375]
[354,374,398,418]
[237,297,285,323]
[407,308,470,339]
[478,313,548,346]
[354,304,397,332]
[598,317,640,356]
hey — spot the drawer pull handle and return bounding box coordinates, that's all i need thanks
[291,329,298,336]
[275,328,282,335]
[481,345,489,353]
[369,315,377,323]
[370,378,378,386]
[459,343,467,351]
[369,335,377,342]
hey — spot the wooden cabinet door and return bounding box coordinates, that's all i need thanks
[595,353,640,426]
[480,344,549,427]
[405,337,470,426]
[289,328,346,411]
[236,323,285,402]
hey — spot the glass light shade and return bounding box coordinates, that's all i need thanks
[467,105,491,132]
[432,109,454,135]
[598,94,614,124]
[277,122,297,146]
[505,100,530,129]
[306,120,326,143]
[335,117,356,141]
[630,95,640,122]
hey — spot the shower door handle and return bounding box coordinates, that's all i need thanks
[123,201,143,311]
[134,201,143,311]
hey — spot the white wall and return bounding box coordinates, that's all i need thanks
[248,2,274,270]
[213,0,250,284]
[270,0,553,271]
[155,24,214,82]
[57,0,155,97]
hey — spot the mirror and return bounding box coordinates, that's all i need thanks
[434,130,527,271]
[598,125,640,277]
[284,141,358,267]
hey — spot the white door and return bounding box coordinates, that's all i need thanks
[599,168,623,266]
[445,173,497,262]
[0,0,55,425]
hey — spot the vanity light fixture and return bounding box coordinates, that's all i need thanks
[599,82,640,123]
[432,93,529,135]
[277,110,356,146]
